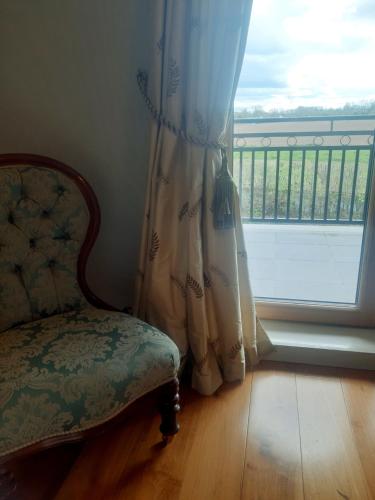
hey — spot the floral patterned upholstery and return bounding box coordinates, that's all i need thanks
[0,307,179,457]
[0,166,89,333]
[0,161,180,458]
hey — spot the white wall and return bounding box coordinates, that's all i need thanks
[0,0,152,308]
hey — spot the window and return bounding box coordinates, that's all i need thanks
[234,0,375,326]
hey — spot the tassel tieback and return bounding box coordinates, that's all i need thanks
[137,70,236,230]
[212,149,236,230]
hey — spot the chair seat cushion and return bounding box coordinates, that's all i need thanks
[0,307,180,457]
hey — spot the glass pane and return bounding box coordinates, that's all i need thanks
[234,0,375,304]
[243,223,364,304]
[233,117,374,304]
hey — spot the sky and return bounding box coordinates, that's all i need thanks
[235,0,375,111]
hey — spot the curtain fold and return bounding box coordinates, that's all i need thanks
[134,0,273,395]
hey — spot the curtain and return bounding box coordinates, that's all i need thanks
[134,0,273,395]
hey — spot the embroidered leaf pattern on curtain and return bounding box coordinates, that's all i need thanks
[134,0,273,395]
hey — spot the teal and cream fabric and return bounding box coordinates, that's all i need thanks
[134,0,273,395]
[0,307,180,457]
[0,166,89,333]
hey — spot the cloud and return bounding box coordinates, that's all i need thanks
[353,0,375,18]
[236,0,375,110]
[238,54,289,89]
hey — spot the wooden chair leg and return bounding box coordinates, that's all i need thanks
[159,377,180,445]
[0,466,16,498]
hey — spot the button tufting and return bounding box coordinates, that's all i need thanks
[53,229,71,241]
[41,209,50,218]
[8,212,14,224]
[14,264,22,273]
[56,185,66,195]
[29,238,36,249]
[48,259,56,268]
[20,187,27,200]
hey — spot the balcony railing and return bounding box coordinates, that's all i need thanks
[233,115,375,224]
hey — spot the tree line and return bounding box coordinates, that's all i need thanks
[234,101,375,119]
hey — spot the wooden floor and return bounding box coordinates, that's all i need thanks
[7,362,375,500]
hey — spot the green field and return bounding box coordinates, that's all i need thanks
[233,149,371,222]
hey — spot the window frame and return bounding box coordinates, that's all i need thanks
[229,111,375,328]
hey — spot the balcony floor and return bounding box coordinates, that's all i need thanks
[243,223,363,303]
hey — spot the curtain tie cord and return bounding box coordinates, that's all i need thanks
[136,70,236,229]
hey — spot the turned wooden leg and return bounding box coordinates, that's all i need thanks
[159,377,180,445]
[0,466,16,499]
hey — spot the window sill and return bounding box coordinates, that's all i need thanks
[262,320,375,370]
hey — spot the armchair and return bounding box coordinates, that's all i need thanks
[0,154,180,494]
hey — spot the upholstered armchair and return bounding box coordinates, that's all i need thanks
[0,154,180,494]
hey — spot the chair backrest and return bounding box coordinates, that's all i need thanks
[0,154,100,332]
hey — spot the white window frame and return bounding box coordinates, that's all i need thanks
[229,111,375,328]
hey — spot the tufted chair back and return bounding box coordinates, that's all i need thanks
[0,155,99,333]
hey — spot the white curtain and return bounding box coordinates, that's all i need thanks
[134,0,273,395]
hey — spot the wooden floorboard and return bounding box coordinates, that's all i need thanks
[5,362,375,500]
[296,369,372,500]
[6,444,81,500]
[55,374,253,500]
[242,364,304,500]
[176,374,252,500]
[340,369,375,497]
